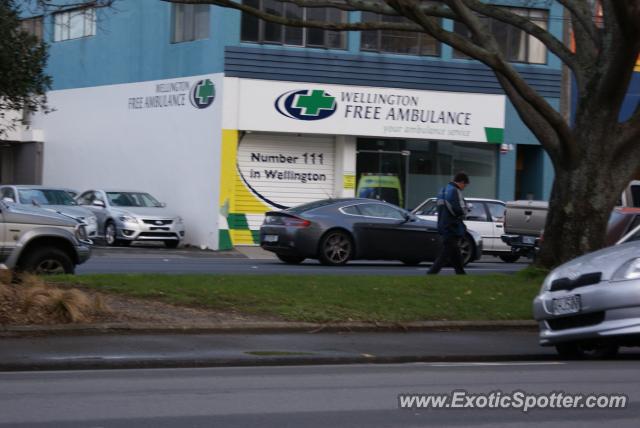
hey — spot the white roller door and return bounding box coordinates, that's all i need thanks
[237,133,335,209]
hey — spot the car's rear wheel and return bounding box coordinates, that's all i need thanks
[19,247,75,275]
[164,240,179,249]
[499,254,520,263]
[555,342,619,360]
[460,234,475,266]
[318,230,353,266]
[276,254,305,264]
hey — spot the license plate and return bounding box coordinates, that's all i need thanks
[522,236,536,245]
[552,295,581,316]
[263,235,279,243]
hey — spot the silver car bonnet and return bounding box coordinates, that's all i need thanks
[40,205,95,220]
[110,207,179,219]
[549,240,640,281]
[2,203,79,227]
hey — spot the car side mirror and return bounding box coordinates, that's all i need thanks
[92,200,105,208]
[160,202,167,208]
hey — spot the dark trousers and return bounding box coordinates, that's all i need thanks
[428,235,466,275]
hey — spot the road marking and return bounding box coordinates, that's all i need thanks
[420,362,565,367]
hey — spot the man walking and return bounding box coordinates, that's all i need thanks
[427,172,470,275]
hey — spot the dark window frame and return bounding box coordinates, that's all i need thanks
[359,12,441,57]
[240,0,347,50]
[20,16,44,40]
[171,3,210,43]
[53,6,96,42]
[453,7,548,65]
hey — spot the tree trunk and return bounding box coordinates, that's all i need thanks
[536,130,636,269]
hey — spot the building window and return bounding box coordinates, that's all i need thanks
[360,12,440,56]
[453,8,548,64]
[172,4,210,43]
[20,16,43,40]
[53,8,96,42]
[241,0,347,49]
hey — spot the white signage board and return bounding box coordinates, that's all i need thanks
[238,134,335,209]
[231,79,506,143]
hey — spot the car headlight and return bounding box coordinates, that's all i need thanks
[175,216,183,224]
[119,215,138,224]
[75,224,89,242]
[611,258,640,282]
[540,269,561,292]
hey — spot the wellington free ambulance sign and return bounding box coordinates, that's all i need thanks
[234,79,506,143]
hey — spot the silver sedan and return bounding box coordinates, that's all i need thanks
[533,240,640,358]
[76,190,185,248]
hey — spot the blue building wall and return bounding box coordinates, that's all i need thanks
[22,0,564,200]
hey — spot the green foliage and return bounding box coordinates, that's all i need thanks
[0,0,51,134]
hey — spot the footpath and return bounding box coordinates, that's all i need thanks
[0,328,553,371]
[0,246,555,371]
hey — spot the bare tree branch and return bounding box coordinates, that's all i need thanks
[556,0,599,47]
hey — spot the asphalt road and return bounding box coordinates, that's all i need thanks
[77,246,528,275]
[1,361,639,427]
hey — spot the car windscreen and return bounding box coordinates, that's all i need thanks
[287,199,339,214]
[106,192,161,207]
[413,200,437,216]
[18,189,77,206]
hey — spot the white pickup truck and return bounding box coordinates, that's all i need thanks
[501,181,640,258]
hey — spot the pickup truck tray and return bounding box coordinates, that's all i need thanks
[504,200,548,236]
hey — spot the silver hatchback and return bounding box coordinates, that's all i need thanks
[77,190,185,248]
[534,240,640,358]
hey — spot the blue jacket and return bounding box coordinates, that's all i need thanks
[436,182,467,237]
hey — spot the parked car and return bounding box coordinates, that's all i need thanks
[0,185,98,238]
[356,174,404,207]
[412,197,517,262]
[605,207,640,246]
[534,239,640,359]
[260,198,482,266]
[500,200,548,259]
[502,205,640,258]
[76,190,185,248]
[0,199,91,274]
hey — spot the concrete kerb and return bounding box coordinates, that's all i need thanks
[0,320,537,338]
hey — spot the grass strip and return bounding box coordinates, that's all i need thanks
[49,268,547,323]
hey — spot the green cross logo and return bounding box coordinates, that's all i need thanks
[275,89,338,121]
[294,90,336,116]
[190,79,216,109]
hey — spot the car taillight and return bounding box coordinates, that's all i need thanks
[282,217,311,228]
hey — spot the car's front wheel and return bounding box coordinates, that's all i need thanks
[318,230,353,266]
[104,221,118,246]
[19,247,75,275]
[276,254,305,264]
[555,342,619,360]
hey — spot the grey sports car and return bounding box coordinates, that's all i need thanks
[534,239,640,358]
[260,198,482,266]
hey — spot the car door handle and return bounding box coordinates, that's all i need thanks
[496,224,503,228]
